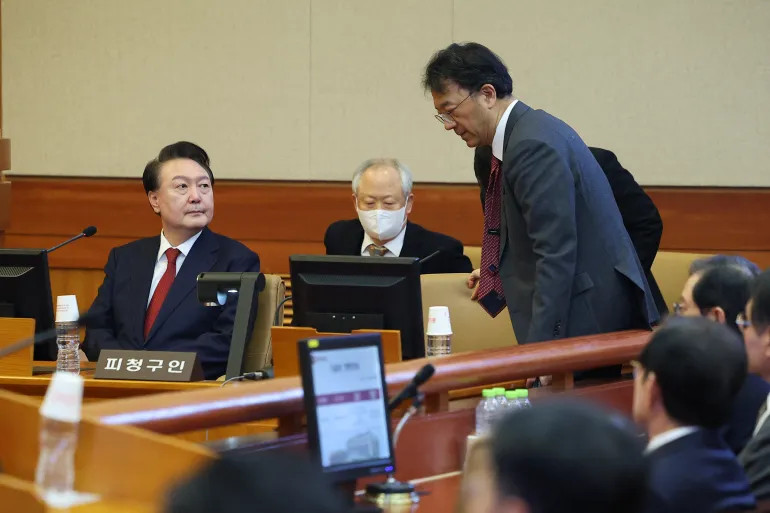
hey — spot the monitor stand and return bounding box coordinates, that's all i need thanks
[336,480,383,513]
[306,312,384,334]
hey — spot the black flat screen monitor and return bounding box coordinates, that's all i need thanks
[289,254,425,359]
[298,333,395,482]
[0,249,56,359]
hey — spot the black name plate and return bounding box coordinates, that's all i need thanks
[94,350,204,382]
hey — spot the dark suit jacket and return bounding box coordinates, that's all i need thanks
[646,429,756,513]
[723,374,770,455]
[740,396,770,501]
[323,219,472,275]
[478,101,659,344]
[82,227,260,379]
[475,144,667,316]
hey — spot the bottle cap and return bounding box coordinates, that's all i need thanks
[520,389,529,398]
[494,387,505,395]
[504,390,517,399]
[426,306,452,336]
[40,372,84,423]
[55,295,80,323]
[482,389,494,398]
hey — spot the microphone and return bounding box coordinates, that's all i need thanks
[47,226,98,253]
[0,313,94,358]
[388,363,435,410]
[418,249,441,267]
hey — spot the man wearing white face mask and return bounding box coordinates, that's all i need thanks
[324,158,472,274]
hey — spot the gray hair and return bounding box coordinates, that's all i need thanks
[351,158,413,199]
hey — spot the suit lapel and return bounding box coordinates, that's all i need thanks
[145,228,219,344]
[399,222,419,258]
[131,237,161,343]
[499,101,531,258]
[347,220,366,255]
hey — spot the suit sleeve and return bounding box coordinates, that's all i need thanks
[740,425,770,500]
[442,238,473,273]
[323,222,339,255]
[599,150,663,271]
[506,141,577,343]
[187,249,261,377]
[82,248,122,360]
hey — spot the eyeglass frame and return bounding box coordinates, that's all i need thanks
[736,312,752,331]
[434,92,473,125]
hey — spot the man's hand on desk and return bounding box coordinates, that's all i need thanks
[467,268,481,300]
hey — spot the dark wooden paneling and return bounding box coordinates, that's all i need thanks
[5,178,770,274]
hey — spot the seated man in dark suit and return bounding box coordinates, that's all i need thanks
[83,141,260,379]
[633,317,755,512]
[324,158,472,274]
[675,263,768,454]
[459,401,648,513]
[473,145,666,315]
[739,269,770,502]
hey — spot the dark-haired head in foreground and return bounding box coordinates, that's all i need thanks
[165,451,349,513]
[462,401,648,513]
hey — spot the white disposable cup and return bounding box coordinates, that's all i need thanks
[55,295,80,323]
[40,372,84,422]
[426,306,452,336]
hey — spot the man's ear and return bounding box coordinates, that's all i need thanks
[478,83,498,108]
[497,495,531,513]
[405,193,414,216]
[647,373,663,411]
[148,191,161,215]
[706,306,726,325]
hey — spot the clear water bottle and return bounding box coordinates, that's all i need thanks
[475,389,497,435]
[520,389,532,408]
[35,372,84,506]
[56,321,80,374]
[504,390,520,412]
[490,388,508,426]
[55,295,80,374]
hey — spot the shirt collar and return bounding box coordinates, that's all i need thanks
[492,99,518,161]
[754,393,770,436]
[645,426,700,454]
[360,224,407,257]
[157,230,203,262]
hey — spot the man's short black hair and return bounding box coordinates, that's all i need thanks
[422,42,513,98]
[750,269,770,333]
[639,316,747,429]
[692,265,753,334]
[689,254,760,278]
[491,400,648,513]
[165,451,348,513]
[142,141,214,193]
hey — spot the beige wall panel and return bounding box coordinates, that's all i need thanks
[309,0,456,183]
[453,0,770,186]
[3,0,311,179]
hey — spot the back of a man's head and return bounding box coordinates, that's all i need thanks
[639,316,747,429]
[165,451,348,513]
[491,401,648,513]
[692,265,753,334]
[689,254,760,278]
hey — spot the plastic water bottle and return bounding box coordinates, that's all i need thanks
[35,372,84,506]
[475,389,497,435]
[490,387,508,426]
[520,389,532,408]
[504,390,520,412]
[55,295,80,374]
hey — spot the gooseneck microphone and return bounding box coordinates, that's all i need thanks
[47,226,98,253]
[418,249,441,267]
[388,363,435,410]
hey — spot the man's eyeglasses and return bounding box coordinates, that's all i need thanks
[672,302,683,316]
[736,312,752,331]
[435,93,472,125]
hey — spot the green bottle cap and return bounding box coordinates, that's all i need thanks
[494,387,505,395]
[482,389,494,398]
[520,389,529,398]
[505,390,517,400]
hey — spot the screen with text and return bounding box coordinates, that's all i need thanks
[310,346,391,469]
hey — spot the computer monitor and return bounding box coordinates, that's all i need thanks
[289,254,425,359]
[298,333,395,482]
[0,248,56,359]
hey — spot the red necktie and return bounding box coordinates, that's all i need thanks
[477,157,507,317]
[144,248,181,339]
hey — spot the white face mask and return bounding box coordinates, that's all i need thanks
[356,206,406,242]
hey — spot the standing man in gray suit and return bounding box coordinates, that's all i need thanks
[739,269,770,501]
[422,42,659,348]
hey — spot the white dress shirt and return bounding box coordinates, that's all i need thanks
[645,426,700,454]
[360,225,407,258]
[147,230,202,306]
[754,393,770,436]
[491,99,519,161]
